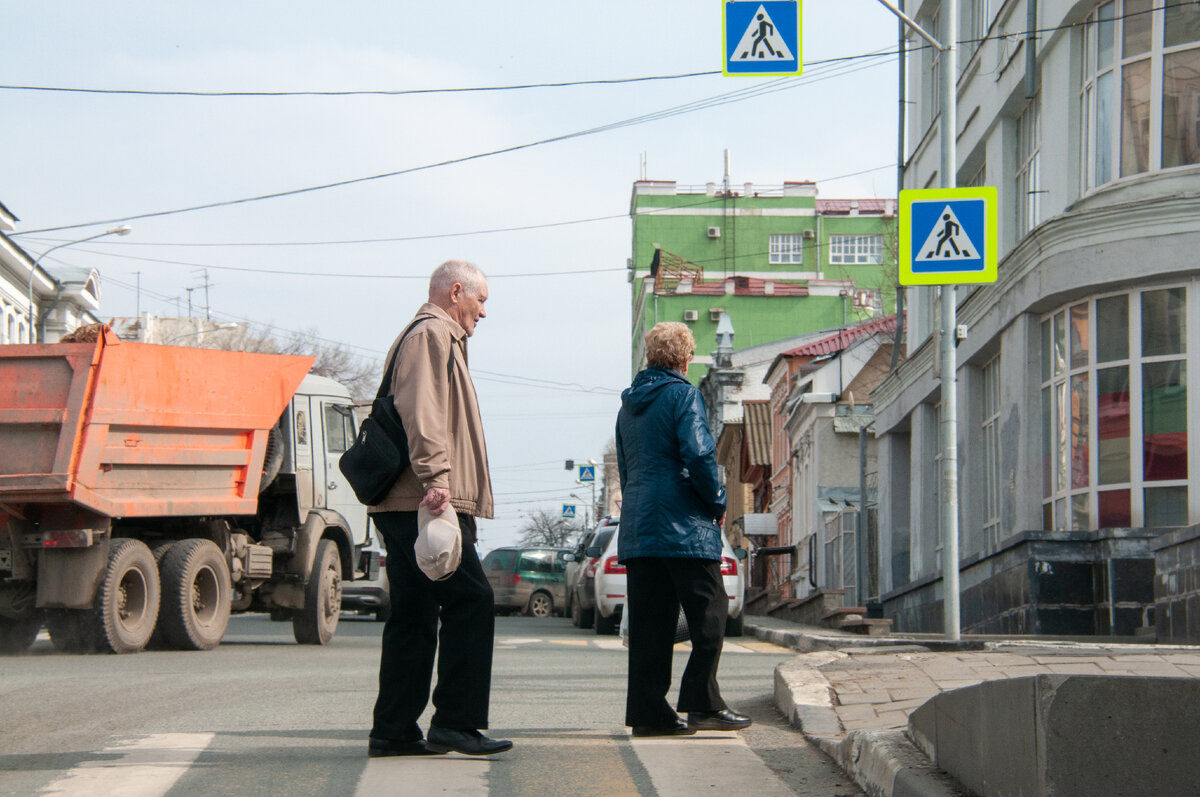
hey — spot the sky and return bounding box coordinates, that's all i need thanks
[0,1,902,551]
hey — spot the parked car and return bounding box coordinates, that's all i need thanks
[341,531,390,622]
[566,521,619,629]
[563,517,618,628]
[481,547,571,617]
[591,528,747,636]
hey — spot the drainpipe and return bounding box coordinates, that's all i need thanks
[1026,0,1039,99]
[890,0,907,372]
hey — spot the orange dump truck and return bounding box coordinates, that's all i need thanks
[0,329,376,654]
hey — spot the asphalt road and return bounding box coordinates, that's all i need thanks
[0,613,861,796]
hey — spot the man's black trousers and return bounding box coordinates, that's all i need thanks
[624,557,729,727]
[370,510,494,742]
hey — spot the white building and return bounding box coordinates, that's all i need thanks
[874,0,1200,635]
[0,202,103,343]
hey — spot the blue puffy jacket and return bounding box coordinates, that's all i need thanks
[615,367,727,562]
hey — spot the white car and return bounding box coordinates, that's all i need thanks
[592,528,747,636]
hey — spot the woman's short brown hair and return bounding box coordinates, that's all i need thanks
[645,322,695,373]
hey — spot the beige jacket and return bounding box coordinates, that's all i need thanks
[368,303,494,519]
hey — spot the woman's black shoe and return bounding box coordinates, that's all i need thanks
[631,719,697,737]
[425,727,513,755]
[687,709,753,731]
[367,737,445,757]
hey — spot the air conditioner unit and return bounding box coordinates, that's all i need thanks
[683,309,699,322]
[802,229,816,239]
[706,226,722,238]
[709,308,724,321]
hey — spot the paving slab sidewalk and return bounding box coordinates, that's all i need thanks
[745,616,1200,797]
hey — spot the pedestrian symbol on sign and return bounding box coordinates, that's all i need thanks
[562,504,576,520]
[917,206,977,261]
[732,6,794,62]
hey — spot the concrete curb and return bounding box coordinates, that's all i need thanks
[758,622,972,797]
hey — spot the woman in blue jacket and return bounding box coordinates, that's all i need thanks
[616,322,752,737]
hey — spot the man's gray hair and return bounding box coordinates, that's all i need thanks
[429,260,486,298]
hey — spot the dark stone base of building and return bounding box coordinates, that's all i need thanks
[881,529,1158,636]
[1152,525,1200,644]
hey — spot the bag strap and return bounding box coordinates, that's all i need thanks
[376,316,455,399]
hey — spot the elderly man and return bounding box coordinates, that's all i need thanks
[368,260,511,758]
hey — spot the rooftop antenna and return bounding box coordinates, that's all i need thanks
[640,152,647,180]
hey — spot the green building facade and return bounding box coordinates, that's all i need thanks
[629,179,898,382]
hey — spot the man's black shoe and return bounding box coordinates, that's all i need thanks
[425,726,513,756]
[631,719,697,737]
[367,737,446,757]
[687,709,753,731]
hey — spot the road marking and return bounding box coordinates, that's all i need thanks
[630,732,795,796]
[40,733,213,797]
[355,756,490,796]
[593,638,626,651]
[555,639,589,646]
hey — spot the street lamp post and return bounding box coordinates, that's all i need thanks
[26,225,132,343]
[874,0,961,641]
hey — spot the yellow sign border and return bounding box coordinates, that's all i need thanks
[899,186,998,286]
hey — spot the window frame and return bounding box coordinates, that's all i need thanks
[829,234,884,265]
[769,233,805,265]
[1040,283,1195,530]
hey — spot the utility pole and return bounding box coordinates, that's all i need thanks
[875,0,960,641]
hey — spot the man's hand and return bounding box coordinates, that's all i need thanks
[420,487,451,516]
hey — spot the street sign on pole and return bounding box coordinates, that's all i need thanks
[899,186,998,286]
[723,1,802,76]
[562,504,576,520]
[577,465,595,483]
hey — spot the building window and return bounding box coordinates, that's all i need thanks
[1081,0,1200,192]
[1041,287,1189,530]
[829,234,883,265]
[769,233,804,264]
[965,0,991,64]
[1016,98,1042,237]
[982,355,1003,548]
[926,8,942,129]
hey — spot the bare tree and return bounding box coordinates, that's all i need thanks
[517,508,577,548]
[221,324,379,401]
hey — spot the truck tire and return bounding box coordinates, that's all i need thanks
[260,423,284,493]
[46,610,96,653]
[526,591,553,618]
[159,538,231,651]
[92,538,161,654]
[145,542,176,650]
[0,615,41,653]
[293,539,341,645]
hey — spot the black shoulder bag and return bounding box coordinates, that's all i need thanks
[339,318,434,505]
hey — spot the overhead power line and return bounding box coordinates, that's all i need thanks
[0,71,718,97]
[13,50,895,236]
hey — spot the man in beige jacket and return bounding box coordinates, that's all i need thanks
[368,260,512,758]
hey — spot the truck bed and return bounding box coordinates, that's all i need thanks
[0,330,312,518]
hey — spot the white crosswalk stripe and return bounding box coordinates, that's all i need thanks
[355,756,490,796]
[630,733,796,797]
[39,733,214,797]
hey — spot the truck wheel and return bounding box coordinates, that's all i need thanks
[92,538,161,654]
[159,539,231,651]
[293,539,341,645]
[527,591,553,618]
[0,615,41,653]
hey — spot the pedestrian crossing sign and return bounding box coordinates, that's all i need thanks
[562,504,576,519]
[723,1,802,76]
[899,186,998,285]
[578,465,595,483]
